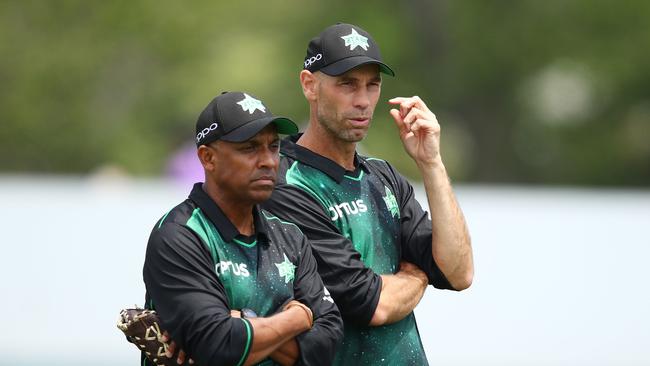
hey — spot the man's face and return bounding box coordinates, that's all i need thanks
[204,124,280,205]
[314,64,382,142]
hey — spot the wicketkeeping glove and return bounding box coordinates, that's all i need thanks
[116,308,177,366]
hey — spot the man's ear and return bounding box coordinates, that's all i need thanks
[300,70,318,102]
[197,145,216,171]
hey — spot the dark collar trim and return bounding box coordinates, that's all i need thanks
[188,183,268,243]
[280,134,370,184]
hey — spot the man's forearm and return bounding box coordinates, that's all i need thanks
[419,158,474,290]
[269,339,299,366]
[244,306,311,365]
[369,262,428,326]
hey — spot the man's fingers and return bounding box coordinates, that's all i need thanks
[389,109,409,136]
[399,260,418,272]
[401,100,416,119]
[389,96,415,105]
[161,331,170,343]
[177,350,186,365]
[403,107,428,124]
[389,96,431,115]
[389,97,415,119]
[410,119,423,132]
[411,118,440,133]
[389,108,402,123]
[399,261,428,283]
[166,341,176,358]
[399,106,438,135]
[161,330,192,364]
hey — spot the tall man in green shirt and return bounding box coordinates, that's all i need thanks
[262,23,474,365]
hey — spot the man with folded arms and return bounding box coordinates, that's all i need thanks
[143,91,342,366]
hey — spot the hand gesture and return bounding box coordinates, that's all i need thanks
[389,96,441,167]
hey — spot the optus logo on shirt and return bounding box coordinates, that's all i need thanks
[216,261,250,277]
[328,199,367,221]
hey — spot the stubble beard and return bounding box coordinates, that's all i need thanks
[317,108,370,143]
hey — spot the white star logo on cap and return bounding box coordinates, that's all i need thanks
[341,28,369,51]
[237,93,266,114]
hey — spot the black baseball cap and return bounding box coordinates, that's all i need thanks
[303,23,394,77]
[195,91,298,146]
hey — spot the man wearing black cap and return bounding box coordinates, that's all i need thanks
[262,24,474,365]
[142,91,342,366]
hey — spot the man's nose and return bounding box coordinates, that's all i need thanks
[353,89,370,110]
[258,146,279,168]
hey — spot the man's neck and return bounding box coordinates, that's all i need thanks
[202,182,255,236]
[297,123,357,171]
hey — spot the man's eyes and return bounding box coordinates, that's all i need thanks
[339,81,380,88]
[239,143,280,151]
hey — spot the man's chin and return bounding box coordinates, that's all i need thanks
[342,130,368,143]
[249,188,274,204]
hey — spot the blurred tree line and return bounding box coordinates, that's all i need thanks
[1,0,648,186]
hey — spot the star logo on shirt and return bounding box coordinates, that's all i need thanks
[237,93,266,114]
[275,253,296,284]
[323,286,334,303]
[383,186,400,218]
[340,28,369,51]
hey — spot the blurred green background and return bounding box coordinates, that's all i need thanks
[1,0,648,186]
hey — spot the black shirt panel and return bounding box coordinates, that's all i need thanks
[188,182,267,242]
[364,158,453,289]
[144,221,252,366]
[257,209,344,366]
[280,133,370,183]
[290,232,345,366]
[263,184,382,326]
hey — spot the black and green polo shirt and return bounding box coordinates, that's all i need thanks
[262,135,452,366]
[143,183,342,366]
